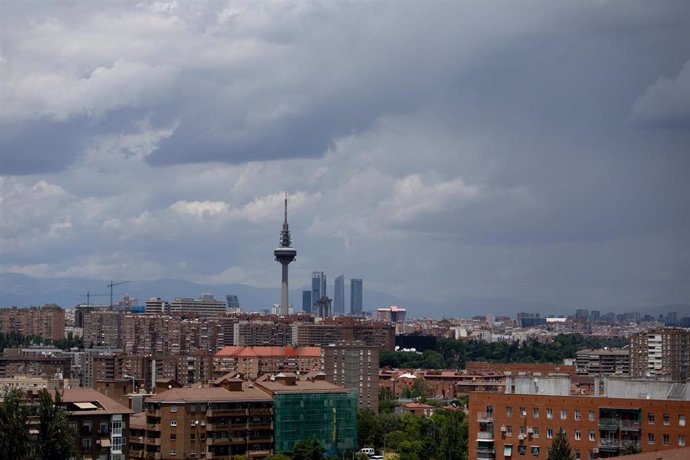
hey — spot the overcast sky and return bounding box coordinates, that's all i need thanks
[1,1,689,312]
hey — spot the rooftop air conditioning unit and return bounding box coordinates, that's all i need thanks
[592,448,598,453]
[500,426,507,432]
[518,434,526,440]
[527,428,533,434]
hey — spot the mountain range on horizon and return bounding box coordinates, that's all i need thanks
[0,272,687,320]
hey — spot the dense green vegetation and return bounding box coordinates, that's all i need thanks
[0,388,78,460]
[0,331,83,352]
[381,334,628,369]
[358,408,468,460]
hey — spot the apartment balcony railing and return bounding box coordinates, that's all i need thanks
[477,431,494,441]
[477,412,494,422]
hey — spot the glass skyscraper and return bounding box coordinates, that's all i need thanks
[302,290,312,313]
[350,278,363,315]
[334,274,345,315]
[311,271,326,312]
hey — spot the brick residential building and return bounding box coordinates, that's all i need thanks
[0,305,65,341]
[630,328,690,381]
[322,341,380,413]
[576,348,630,376]
[213,346,321,380]
[469,376,690,460]
[141,383,274,459]
[62,387,132,460]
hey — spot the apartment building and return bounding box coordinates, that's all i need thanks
[140,383,274,459]
[0,305,65,340]
[62,387,132,460]
[469,377,690,460]
[322,341,380,413]
[213,346,321,380]
[630,328,690,381]
[576,348,630,376]
[83,310,124,348]
[234,320,294,346]
[0,347,72,379]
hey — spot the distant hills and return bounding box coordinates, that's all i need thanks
[0,272,687,319]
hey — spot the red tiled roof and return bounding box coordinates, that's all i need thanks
[215,346,321,358]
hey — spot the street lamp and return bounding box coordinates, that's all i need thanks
[123,374,136,393]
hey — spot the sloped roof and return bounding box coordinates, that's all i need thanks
[62,388,132,415]
[146,385,271,403]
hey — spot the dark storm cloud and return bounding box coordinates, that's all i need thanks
[2,1,690,310]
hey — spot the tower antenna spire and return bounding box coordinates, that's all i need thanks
[284,191,288,226]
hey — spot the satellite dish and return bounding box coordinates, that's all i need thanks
[168,384,172,389]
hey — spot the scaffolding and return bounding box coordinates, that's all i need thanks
[273,391,358,454]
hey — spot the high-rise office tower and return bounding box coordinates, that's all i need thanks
[350,278,363,315]
[225,295,240,311]
[334,274,345,315]
[302,290,312,313]
[274,193,296,316]
[311,271,326,313]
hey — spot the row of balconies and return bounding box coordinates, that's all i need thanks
[598,419,640,431]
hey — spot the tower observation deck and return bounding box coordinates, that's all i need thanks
[274,193,296,316]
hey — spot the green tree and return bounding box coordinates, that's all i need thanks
[33,389,78,460]
[548,429,575,460]
[620,443,641,456]
[0,388,31,459]
[292,439,325,460]
[358,409,383,449]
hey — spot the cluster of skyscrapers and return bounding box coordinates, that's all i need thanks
[301,272,363,316]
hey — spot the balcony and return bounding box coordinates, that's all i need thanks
[477,412,494,422]
[146,437,161,446]
[620,420,641,431]
[476,448,496,460]
[599,439,619,451]
[129,448,145,459]
[598,419,620,430]
[207,408,248,417]
[477,431,494,441]
[130,435,145,444]
[249,408,273,416]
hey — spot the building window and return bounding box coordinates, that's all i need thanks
[518,445,526,455]
[547,428,553,439]
[170,420,177,427]
[588,449,597,460]
[200,404,206,412]
[648,433,655,444]
[575,449,581,460]
[589,431,595,442]
[588,410,595,421]
[532,427,539,438]
[531,446,539,456]
[575,409,581,420]
[507,406,513,417]
[575,430,582,441]
[170,434,176,440]
[190,404,196,413]
[170,449,176,456]
[191,433,196,440]
[680,415,686,427]
[663,413,670,425]
[520,426,526,436]
[560,409,567,420]
[648,413,655,424]
[664,434,670,446]
[82,438,92,452]
[507,425,513,436]
[533,408,540,418]
[547,408,553,419]
[170,405,178,413]
[520,406,527,417]
[680,434,686,447]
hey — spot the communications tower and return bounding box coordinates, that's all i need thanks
[274,193,296,316]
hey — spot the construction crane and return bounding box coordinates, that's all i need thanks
[107,280,130,309]
[79,291,109,308]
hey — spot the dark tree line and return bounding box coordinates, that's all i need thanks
[0,331,83,352]
[381,333,628,370]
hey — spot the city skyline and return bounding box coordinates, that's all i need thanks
[1,2,689,314]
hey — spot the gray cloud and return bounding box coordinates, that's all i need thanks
[1,1,689,312]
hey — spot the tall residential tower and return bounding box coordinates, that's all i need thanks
[274,193,297,316]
